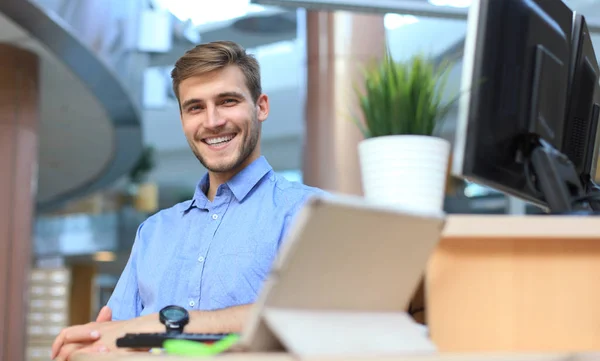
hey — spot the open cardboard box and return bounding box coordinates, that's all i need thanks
[227,196,600,361]
[236,194,445,357]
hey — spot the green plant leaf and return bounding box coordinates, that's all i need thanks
[353,48,460,139]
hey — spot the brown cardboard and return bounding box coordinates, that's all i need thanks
[238,195,445,357]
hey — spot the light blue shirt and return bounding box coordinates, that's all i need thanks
[107,156,325,320]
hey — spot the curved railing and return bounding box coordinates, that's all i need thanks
[0,0,143,212]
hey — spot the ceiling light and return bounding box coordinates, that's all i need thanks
[428,0,472,8]
[384,14,419,30]
[154,0,266,26]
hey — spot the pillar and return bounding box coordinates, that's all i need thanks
[302,13,428,323]
[0,44,39,361]
[302,11,386,195]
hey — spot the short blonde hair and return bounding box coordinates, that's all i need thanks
[171,41,262,104]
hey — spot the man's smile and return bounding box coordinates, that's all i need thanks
[202,133,237,149]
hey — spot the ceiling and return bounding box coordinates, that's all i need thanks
[0,0,143,212]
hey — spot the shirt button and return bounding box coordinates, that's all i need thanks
[189,300,195,307]
[198,256,205,262]
[212,214,218,220]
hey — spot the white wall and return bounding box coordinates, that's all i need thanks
[387,17,466,62]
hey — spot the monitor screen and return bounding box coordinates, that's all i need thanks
[562,14,600,190]
[450,0,593,213]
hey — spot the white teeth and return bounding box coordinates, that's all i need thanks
[204,135,234,145]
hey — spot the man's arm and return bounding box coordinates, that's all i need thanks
[189,305,252,333]
[135,304,252,334]
[52,224,146,360]
[106,223,145,320]
[54,304,253,360]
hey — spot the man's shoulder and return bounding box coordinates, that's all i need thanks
[269,173,328,207]
[139,200,193,228]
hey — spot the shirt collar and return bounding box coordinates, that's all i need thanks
[227,156,273,201]
[184,156,273,212]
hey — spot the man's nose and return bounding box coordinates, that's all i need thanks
[205,106,226,128]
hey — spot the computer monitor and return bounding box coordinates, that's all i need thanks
[452,0,600,214]
[563,14,600,194]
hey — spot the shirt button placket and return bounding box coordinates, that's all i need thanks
[196,206,222,308]
[196,194,229,309]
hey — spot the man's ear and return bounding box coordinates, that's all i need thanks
[256,94,269,122]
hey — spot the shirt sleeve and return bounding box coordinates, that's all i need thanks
[106,222,145,321]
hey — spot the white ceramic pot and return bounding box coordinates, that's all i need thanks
[358,135,451,214]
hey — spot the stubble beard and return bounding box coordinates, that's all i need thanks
[191,113,260,174]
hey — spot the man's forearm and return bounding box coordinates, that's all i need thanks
[187,304,252,333]
[133,304,252,334]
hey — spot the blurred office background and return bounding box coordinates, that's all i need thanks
[1,0,600,360]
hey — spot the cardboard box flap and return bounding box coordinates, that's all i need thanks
[266,195,445,312]
[263,308,436,356]
[239,195,445,356]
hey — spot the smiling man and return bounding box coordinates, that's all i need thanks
[50,41,325,361]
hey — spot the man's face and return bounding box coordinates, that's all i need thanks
[178,65,269,174]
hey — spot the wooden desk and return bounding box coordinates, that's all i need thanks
[72,351,600,361]
[72,353,290,361]
[427,215,600,352]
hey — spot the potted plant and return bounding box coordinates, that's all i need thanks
[354,50,456,214]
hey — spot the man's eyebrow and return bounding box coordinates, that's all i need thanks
[217,91,245,99]
[181,92,245,109]
[181,98,201,109]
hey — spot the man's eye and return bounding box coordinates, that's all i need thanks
[223,99,237,105]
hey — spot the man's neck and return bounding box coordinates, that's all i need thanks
[206,171,233,201]
[205,154,260,201]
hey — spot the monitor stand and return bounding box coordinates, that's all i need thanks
[529,139,599,215]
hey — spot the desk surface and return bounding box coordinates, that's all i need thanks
[443,215,600,240]
[72,351,600,361]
